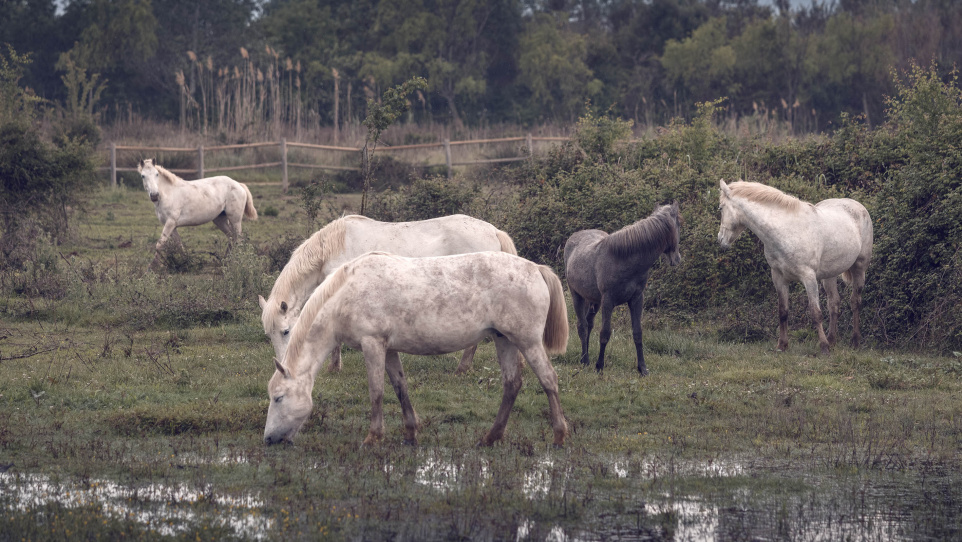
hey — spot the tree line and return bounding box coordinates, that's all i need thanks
[2,0,962,136]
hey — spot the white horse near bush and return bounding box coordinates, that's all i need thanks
[258,214,517,373]
[717,180,873,355]
[138,159,257,260]
[263,251,570,447]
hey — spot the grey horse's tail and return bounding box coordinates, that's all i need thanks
[243,183,258,220]
[497,229,518,255]
[538,265,569,355]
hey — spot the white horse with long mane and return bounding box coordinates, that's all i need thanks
[263,251,570,447]
[138,159,257,259]
[717,180,872,355]
[258,214,517,373]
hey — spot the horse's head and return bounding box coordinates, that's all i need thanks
[264,358,313,445]
[259,295,297,361]
[717,179,746,250]
[664,201,682,266]
[138,159,161,202]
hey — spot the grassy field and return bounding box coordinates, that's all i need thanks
[1,181,961,540]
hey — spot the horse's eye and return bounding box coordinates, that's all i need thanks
[282,329,290,336]
[274,396,283,403]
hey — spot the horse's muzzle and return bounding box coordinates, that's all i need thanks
[149,193,159,203]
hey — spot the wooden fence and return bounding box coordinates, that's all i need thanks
[106,134,569,191]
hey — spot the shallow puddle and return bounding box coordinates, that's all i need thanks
[0,472,272,539]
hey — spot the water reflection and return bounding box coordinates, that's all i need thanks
[0,472,272,539]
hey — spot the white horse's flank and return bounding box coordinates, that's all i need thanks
[263,251,570,447]
[258,214,518,373]
[138,159,257,259]
[717,180,873,355]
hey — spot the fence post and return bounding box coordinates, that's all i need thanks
[197,145,205,179]
[443,138,452,179]
[526,133,533,156]
[280,138,289,192]
[110,142,117,187]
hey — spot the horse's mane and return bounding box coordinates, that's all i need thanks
[283,251,396,368]
[152,163,183,186]
[603,203,679,257]
[267,216,354,305]
[728,181,805,212]
[283,261,352,367]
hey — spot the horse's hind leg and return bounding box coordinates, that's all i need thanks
[596,297,615,372]
[628,293,648,376]
[520,343,568,447]
[848,267,867,348]
[213,214,241,248]
[385,350,419,445]
[360,338,388,445]
[480,337,523,446]
[454,343,478,375]
[822,277,841,347]
[571,292,595,366]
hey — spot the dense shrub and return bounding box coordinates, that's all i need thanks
[867,65,962,348]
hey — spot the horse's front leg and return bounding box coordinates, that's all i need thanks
[772,271,791,352]
[628,293,648,376]
[454,343,478,375]
[821,277,841,347]
[360,339,387,445]
[385,350,419,445]
[801,274,830,355]
[328,345,342,373]
[570,292,591,366]
[596,297,615,372]
[480,337,523,446]
[157,218,179,251]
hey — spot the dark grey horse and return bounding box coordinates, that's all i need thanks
[563,202,682,375]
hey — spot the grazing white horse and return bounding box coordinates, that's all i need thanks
[258,214,518,374]
[717,180,873,355]
[263,251,570,448]
[138,159,257,258]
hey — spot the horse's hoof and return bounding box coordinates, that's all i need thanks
[638,367,649,377]
[402,438,418,447]
[552,443,564,450]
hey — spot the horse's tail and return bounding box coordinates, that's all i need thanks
[242,183,258,220]
[538,265,569,355]
[497,229,518,255]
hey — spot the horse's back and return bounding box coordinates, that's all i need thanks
[333,252,552,353]
[342,214,504,261]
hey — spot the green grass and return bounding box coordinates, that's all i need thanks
[1,184,961,540]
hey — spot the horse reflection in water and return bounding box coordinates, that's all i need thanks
[263,251,570,448]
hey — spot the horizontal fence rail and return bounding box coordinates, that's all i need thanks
[104,134,569,191]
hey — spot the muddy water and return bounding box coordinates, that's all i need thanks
[2,452,959,540]
[0,471,273,539]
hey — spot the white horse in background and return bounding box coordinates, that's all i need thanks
[258,214,518,374]
[263,251,570,448]
[138,159,258,260]
[717,180,873,355]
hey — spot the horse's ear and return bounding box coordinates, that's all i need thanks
[258,295,267,309]
[280,301,288,314]
[719,179,731,196]
[138,159,144,171]
[274,358,290,378]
